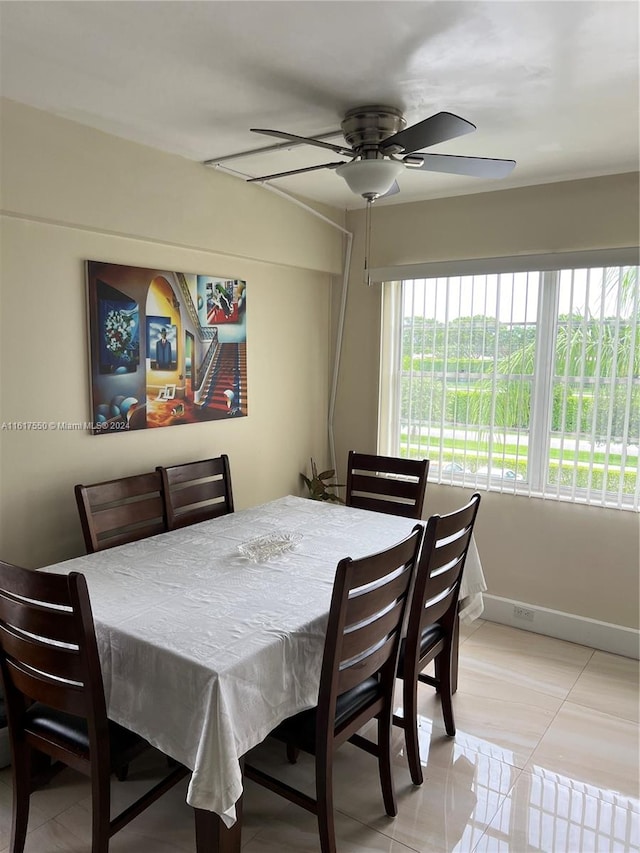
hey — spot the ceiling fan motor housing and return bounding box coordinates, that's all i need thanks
[341,105,406,158]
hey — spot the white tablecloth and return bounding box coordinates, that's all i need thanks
[458,535,486,623]
[46,496,485,824]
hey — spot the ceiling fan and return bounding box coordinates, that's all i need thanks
[242,104,516,200]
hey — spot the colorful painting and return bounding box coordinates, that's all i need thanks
[86,262,247,434]
[97,282,140,373]
[147,317,178,370]
[198,277,240,325]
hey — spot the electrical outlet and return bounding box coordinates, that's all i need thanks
[513,605,534,622]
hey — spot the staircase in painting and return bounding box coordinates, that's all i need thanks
[197,342,247,415]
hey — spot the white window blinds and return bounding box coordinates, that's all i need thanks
[380,258,639,511]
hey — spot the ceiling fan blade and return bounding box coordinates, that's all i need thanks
[379,180,400,199]
[246,161,347,182]
[381,111,476,155]
[408,153,516,179]
[250,128,352,157]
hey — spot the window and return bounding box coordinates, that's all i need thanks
[380,257,639,511]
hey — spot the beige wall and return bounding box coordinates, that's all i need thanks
[0,99,344,568]
[333,173,640,630]
[362,173,639,265]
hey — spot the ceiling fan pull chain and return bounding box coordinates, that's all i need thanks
[364,198,373,287]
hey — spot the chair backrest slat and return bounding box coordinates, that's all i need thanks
[0,623,83,683]
[337,633,398,694]
[431,498,478,540]
[167,479,228,511]
[344,565,413,627]
[90,496,165,535]
[421,592,455,628]
[0,591,78,644]
[340,598,406,669]
[75,471,166,553]
[430,531,474,574]
[349,473,422,501]
[164,457,228,486]
[83,471,162,503]
[6,658,88,716]
[346,451,429,519]
[159,454,234,530]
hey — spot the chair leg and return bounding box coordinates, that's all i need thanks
[438,646,456,737]
[115,763,129,782]
[10,744,31,853]
[451,614,460,694]
[90,767,111,853]
[434,615,460,694]
[315,753,336,853]
[377,713,397,817]
[286,744,299,764]
[403,671,423,786]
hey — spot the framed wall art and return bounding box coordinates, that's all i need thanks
[85,261,247,434]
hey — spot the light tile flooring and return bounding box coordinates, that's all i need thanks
[0,620,638,852]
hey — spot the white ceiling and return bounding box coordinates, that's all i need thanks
[1,1,638,211]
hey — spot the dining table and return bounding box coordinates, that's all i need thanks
[45,494,486,852]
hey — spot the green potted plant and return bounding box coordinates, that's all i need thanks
[301,458,344,503]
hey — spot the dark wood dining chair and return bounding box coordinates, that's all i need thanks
[74,471,167,553]
[245,524,424,853]
[0,560,188,853]
[158,454,234,530]
[345,451,429,519]
[394,493,481,785]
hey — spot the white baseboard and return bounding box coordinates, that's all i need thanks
[482,594,640,660]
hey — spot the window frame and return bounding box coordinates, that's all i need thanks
[378,249,640,511]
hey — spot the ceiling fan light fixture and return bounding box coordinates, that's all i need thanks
[335,159,403,199]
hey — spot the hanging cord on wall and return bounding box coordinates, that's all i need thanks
[211,164,353,474]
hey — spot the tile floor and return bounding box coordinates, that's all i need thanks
[0,620,637,852]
